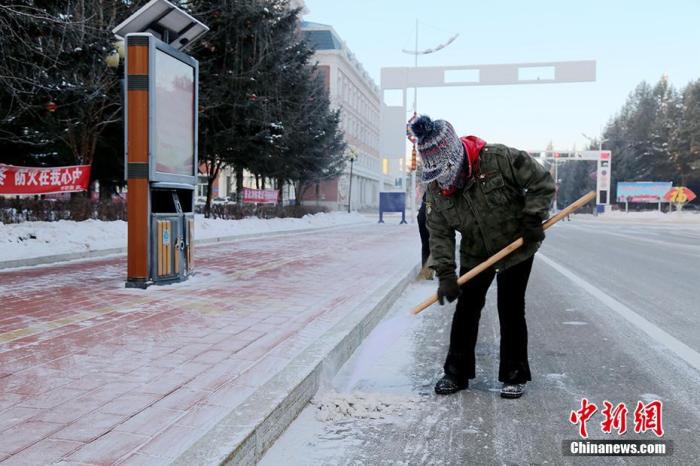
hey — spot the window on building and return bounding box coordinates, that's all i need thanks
[197,175,209,199]
[226,176,233,198]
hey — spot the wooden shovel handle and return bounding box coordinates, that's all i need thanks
[411,191,596,315]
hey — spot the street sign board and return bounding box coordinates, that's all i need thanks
[378,192,407,224]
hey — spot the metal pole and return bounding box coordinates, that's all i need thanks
[402,89,408,199]
[348,158,354,213]
[411,19,419,224]
[553,156,558,212]
[413,19,418,113]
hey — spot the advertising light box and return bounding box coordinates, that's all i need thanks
[133,37,199,187]
[616,182,672,203]
[154,49,195,177]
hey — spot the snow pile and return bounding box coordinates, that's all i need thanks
[0,212,370,262]
[196,211,370,238]
[0,219,126,261]
[313,391,419,422]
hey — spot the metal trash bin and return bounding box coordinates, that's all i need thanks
[149,189,194,285]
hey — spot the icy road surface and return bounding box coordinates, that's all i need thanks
[261,219,700,465]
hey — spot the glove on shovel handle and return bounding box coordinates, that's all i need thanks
[411,191,596,315]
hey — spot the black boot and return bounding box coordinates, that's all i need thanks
[434,374,469,395]
[500,383,525,399]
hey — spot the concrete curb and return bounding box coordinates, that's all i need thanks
[0,223,369,271]
[0,247,127,270]
[172,260,421,465]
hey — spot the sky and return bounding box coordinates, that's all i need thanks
[302,0,700,151]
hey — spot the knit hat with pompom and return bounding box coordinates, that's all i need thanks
[409,115,466,190]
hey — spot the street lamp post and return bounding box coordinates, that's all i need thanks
[347,150,357,213]
[402,22,459,224]
[553,153,559,212]
[105,40,126,201]
[582,132,608,151]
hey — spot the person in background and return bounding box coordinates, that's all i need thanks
[409,115,555,399]
[417,191,434,280]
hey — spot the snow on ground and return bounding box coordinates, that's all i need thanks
[0,211,371,262]
[263,228,700,464]
[573,209,700,224]
[313,392,420,422]
[261,281,435,466]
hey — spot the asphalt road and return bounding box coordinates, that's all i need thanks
[261,218,700,465]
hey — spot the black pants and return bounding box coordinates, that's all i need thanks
[444,256,534,384]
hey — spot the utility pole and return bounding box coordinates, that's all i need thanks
[554,153,558,212]
[347,149,357,213]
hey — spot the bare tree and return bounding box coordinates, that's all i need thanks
[0,1,143,166]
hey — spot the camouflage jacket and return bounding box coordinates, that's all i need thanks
[426,143,555,277]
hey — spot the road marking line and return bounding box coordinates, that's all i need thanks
[538,253,700,372]
[561,224,700,251]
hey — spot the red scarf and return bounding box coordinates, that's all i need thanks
[440,135,487,196]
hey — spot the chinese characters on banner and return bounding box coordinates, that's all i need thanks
[241,187,278,204]
[0,164,91,195]
[569,399,664,438]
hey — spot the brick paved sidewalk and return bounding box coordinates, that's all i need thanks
[0,223,419,465]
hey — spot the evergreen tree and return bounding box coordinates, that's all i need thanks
[601,75,700,205]
[272,56,346,204]
[191,0,346,214]
[622,82,656,180]
[555,139,597,210]
[644,76,679,181]
[673,80,700,187]
[190,0,271,214]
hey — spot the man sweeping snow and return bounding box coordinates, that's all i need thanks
[409,115,555,398]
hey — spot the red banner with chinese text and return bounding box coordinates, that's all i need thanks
[241,187,278,204]
[0,164,91,195]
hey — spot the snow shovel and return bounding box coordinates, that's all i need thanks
[411,191,596,315]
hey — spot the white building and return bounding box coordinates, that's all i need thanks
[300,21,393,210]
